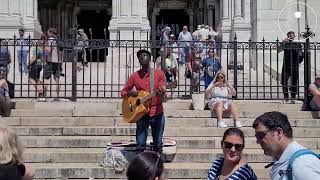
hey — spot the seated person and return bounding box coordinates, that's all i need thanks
[0,123,35,180]
[208,128,257,180]
[0,67,12,117]
[205,71,242,128]
[308,75,320,110]
[127,151,164,180]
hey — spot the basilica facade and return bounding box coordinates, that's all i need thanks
[0,0,319,42]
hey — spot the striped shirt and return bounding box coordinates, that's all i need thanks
[208,157,257,180]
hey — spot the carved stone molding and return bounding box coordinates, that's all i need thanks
[159,0,186,9]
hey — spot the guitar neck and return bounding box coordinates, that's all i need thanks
[140,90,159,104]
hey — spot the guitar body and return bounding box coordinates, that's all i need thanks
[122,90,151,123]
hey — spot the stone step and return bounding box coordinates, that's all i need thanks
[24,148,320,164]
[11,126,320,138]
[12,99,304,111]
[26,148,309,163]
[4,117,320,127]
[31,162,270,179]
[10,109,317,119]
[20,136,320,149]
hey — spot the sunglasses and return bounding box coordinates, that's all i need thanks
[217,76,224,79]
[255,129,275,141]
[223,141,244,151]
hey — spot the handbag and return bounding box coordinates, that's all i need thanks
[185,66,192,78]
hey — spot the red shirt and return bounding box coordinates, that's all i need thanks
[121,69,166,117]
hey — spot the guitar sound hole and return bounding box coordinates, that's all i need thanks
[136,99,141,106]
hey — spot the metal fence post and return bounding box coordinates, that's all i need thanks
[233,34,238,99]
[71,27,78,101]
[303,26,312,110]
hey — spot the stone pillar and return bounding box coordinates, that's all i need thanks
[234,0,242,17]
[57,2,62,35]
[222,0,229,19]
[109,0,150,41]
[187,9,194,32]
[214,0,220,28]
[207,5,214,27]
[48,8,52,28]
[151,8,160,42]
[233,0,251,41]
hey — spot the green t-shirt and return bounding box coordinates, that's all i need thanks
[31,47,43,65]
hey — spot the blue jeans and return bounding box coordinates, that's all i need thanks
[17,50,28,73]
[181,46,190,64]
[136,113,165,153]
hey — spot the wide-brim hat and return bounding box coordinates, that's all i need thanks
[137,49,151,59]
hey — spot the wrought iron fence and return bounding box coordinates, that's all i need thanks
[0,34,319,102]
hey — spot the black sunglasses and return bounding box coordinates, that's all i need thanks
[255,129,275,141]
[223,141,244,151]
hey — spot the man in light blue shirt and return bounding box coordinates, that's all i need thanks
[253,111,320,180]
[16,28,29,75]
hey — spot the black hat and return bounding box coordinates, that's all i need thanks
[137,49,151,59]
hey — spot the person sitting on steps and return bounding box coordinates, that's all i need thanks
[205,71,242,128]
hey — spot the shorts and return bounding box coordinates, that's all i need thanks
[43,62,62,79]
[29,64,42,81]
[310,99,320,111]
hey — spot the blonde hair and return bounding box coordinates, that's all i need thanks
[0,123,23,164]
[212,70,227,86]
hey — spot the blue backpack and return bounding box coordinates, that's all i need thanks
[287,149,320,180]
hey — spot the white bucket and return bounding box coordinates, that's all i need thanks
[192,93,205,110]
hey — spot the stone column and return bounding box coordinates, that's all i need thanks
[187,9,194,32]
[109,0,150,40]
[57,2,62,35]
[234,0,242,17]
[0,0,41,38]
[151,8,160,42]
[48,8,52,28]
[222,0,229,19]
[207,5,214,27]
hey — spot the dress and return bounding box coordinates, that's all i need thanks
[206,82,230,110]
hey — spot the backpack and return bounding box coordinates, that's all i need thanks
[287,149,320,180]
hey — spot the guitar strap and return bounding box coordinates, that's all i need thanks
[150,62,154,94]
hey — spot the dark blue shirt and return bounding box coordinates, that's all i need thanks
[202,57,221,88]
[208,157,257,180]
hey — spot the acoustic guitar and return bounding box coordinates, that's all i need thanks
[122,83,175,123]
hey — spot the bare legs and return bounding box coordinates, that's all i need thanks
[212,101,241,128]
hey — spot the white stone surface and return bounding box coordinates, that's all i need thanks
[0,0,41,38]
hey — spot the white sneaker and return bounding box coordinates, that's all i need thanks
[218,121,228,128]
[235,121,242,128]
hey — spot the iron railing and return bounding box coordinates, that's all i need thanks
[0,33,319,103]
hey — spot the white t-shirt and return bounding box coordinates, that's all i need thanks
[47,37,59,63]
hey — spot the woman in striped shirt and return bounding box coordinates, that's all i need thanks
[208,128,257,180]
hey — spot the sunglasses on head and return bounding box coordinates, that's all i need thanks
[223,141,244,151]
[255,128,275,141]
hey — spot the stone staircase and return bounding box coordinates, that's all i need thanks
[2,99,320,180]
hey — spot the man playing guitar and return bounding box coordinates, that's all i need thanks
[121,49,166,154]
